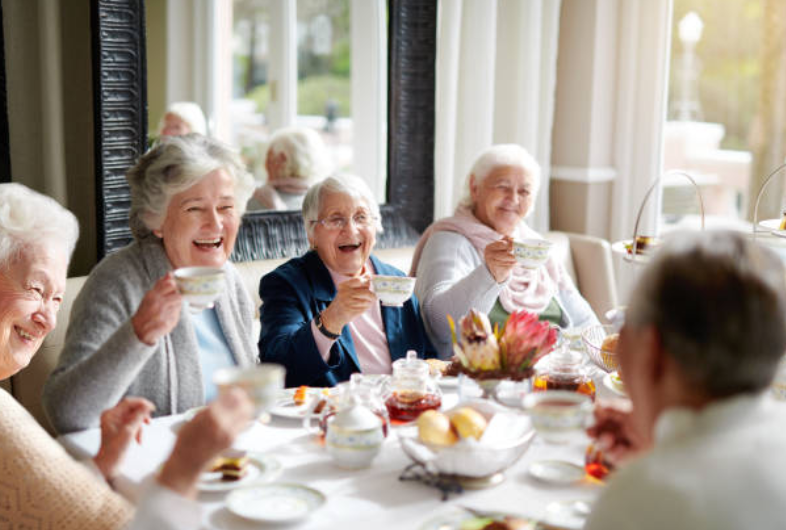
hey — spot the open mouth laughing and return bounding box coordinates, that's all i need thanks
[14,325,38,344]
[194,237,223,250]
[338,242,362,253]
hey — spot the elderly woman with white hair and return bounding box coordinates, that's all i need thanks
[0,183,253,529]
[44,134,258,433]
[157,101,207,137]
[584,231,786,530]
[253,126,332,211]
[259,174,436,387]
[412,144,598,357]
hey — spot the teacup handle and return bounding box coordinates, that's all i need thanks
[301,398,325,434]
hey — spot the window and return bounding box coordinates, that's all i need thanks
[661,0,786,232]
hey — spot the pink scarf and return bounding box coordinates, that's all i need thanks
[410,205,568,314]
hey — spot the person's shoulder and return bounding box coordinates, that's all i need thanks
[83,240,148,289]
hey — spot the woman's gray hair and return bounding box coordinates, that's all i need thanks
[626,230,786,398]
[461,144,541,208]
[267,126,332,182]
[301,174,382,238]
[127,134,256,239]
[0,183,79,267]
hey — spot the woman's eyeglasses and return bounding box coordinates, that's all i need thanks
[311,213,377,231]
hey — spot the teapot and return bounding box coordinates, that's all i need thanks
[382,350,442,422]
[533,344,596,400]
[325,395,384,469]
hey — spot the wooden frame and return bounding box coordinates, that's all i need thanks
[89,0,436,261]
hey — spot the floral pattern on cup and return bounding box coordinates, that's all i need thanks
[174,266,226,311]
[513,239,553,270]
[371,275,416,307]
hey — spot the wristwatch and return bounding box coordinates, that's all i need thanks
[315,312,341,339]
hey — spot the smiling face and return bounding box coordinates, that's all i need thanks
[0,244,68,379]
[470,165,536,236]
[310,191,376,276]
[160,113,191,137]
[155,169,240,270]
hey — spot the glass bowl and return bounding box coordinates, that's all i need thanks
[582,324,619,372]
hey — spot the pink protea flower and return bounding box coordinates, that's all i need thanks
[498,310,558,372]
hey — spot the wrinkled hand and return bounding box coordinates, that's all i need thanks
[132,272,182,345]
[484,236,517,283]
[320,275,376,335]
[157,388,253,498]
[586,404,650,467]
[93,397,155,481]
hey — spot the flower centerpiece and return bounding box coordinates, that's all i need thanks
[446,309,558,395]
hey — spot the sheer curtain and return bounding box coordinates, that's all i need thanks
[434,0,562,232]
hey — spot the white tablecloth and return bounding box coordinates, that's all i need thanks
[59,388,619,529]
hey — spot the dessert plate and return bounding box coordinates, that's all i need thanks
[226,483,325,523]
[758,219,786,238]
[198,453,282,492]
[602,372,626,397]
[543,500,592,530]
[420,506,535,530]
[528,460,586,486]
[269,388,331,419]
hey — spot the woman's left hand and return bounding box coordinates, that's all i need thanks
[93,397,155,481]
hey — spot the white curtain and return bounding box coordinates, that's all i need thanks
[434,0,562,233]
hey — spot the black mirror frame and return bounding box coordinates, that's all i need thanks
[90,0,436,262]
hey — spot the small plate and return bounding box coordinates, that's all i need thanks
[543,500,592,530]
[226,483,325,523]
[759,219,786,238]
[438,376,459,389]
[602,372,626,397]
[269,388,330,419]
[529,460,586,486]
[198,453,282,492]
[420,507,535,530]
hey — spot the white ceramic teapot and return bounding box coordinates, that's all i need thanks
[325,395,384,469]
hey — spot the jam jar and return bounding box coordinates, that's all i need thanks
[533,345,596,400]
[383,351,442,422]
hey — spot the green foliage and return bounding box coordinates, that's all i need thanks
[243,75,350,118]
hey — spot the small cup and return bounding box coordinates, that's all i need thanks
[523,390,593,444]
[174,267,226,312]
[513,239,553,269]
[371,275,416,307]
[213,364,285,417]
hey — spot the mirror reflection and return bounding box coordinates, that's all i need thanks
[146,0,389,213]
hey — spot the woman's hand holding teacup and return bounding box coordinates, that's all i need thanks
[484,236,518,283]
[321,275,376,336]
[132,272,183,345]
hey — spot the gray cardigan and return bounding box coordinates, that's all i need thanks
[43,237,257,433]
[414,231,599,358]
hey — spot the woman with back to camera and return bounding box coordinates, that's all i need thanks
[0,182,253,529]
[412,144,598,358]
[44,134,258,433]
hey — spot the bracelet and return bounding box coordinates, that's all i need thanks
[315,312,341,339]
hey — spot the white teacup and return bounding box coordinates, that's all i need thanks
[523,390,593,444]
[213,364,285,417]
[371,275,416,307]
[174,267,225,312]
[513,239,553,269]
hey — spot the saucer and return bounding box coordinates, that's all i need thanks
[602,372,626,397]
[226,483,325,523]
[758,219,786,238]
[529,460,585,486]
[198,453,282,492]
[543,499,592,530]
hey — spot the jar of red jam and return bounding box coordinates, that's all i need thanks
[383,351,442,423]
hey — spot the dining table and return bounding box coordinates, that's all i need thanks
[58,375,624,530]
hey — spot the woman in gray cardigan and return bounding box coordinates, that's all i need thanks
[44,134,259,433]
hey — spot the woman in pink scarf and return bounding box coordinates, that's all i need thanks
[253,127,332,211]
[411,144,598,358]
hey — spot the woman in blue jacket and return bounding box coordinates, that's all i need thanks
[259,174,436,387]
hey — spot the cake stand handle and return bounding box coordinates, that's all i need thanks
[630,170,705,261]
[752,161,786,240]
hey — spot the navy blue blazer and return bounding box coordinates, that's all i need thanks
[258,251,436,387]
